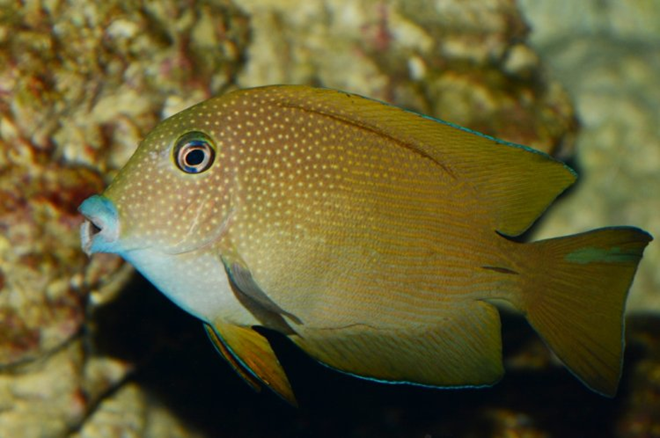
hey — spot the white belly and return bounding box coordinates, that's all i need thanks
[123,247,257,326]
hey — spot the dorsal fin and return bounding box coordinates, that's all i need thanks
[231,85,576,236]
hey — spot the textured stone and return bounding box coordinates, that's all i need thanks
[0,0,249,175]
[517,1,660,43]
[71,383,205,438]
[0,163,113,365]
[0,339,132,438]
[0,0,248,436]
[0,0,249,367]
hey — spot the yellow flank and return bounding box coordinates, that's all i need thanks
[87,85,652,404]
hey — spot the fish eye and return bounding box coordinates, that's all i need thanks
[174,132,216,174]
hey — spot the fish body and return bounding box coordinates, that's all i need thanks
[79,85,652,403]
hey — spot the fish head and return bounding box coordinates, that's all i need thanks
[79,99,234,258]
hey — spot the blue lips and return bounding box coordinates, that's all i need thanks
[79,195,120,255]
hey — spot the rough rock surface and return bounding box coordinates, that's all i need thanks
[0,0,248,436]
[70,383,205,438]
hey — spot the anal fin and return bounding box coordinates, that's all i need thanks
[291,301,503,388]
[204,322,297,405]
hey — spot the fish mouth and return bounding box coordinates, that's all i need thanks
[80,216,104,255]
[79,195,120,256]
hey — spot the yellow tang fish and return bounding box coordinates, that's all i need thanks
[79,85,652,404]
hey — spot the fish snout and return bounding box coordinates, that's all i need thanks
[78,195,120,256]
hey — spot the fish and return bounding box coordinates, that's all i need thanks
[79,85,652,404]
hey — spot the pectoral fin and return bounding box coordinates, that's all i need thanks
[223,258,302,333]
[204,322,297,405]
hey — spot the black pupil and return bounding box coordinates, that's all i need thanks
[175,133,214,174]
[186,147,206,166]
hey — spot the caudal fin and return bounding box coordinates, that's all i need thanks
[520,227,652,396]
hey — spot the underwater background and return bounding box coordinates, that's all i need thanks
[0,0,658,437]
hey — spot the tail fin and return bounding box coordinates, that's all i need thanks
[520,227,652,396]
